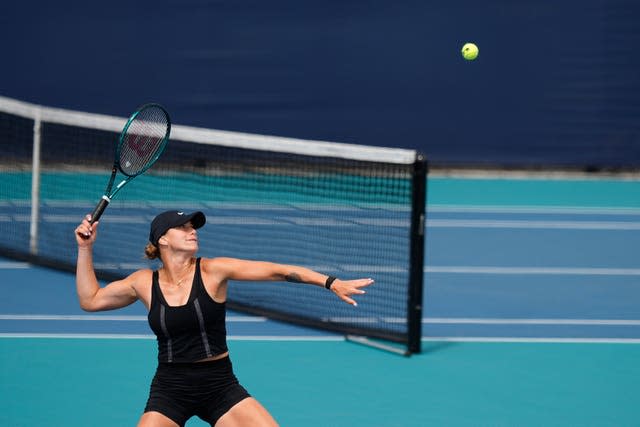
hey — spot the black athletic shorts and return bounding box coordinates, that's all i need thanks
[144,356,251,426]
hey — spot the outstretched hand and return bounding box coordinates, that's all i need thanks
[75,214,99,247]
[330,278,374,307]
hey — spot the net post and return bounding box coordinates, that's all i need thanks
[29,107,42,255]
[407,153,427,354]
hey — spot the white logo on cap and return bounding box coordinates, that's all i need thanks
[177,212,184,215]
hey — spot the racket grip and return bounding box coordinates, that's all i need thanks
[89,196,111,224]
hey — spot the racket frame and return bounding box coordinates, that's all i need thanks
[89,104,170,224]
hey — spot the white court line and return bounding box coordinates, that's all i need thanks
[1,333,638,344]
[6,214,410,228]
[0,262,30,269]
[4,215,640,230]
[0,314,266,322]
[0,333,155,339]
[423,318,640,326]
[423,337,640,344]
[0,315,149,321]
[227,335,343,341]
[4,262,640,276]
[87,264,640,275]
[342,265,640,275]
[5,315,639,327]
[346,317,640,326]
[428,219,640,230]
[0,333,342,341]
[3,200,640,215]
[424,266,640,275]
[428,205,640,215]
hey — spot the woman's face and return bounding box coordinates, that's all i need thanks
[161,221,199,252]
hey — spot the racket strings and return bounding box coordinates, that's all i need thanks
[119,106,169,176]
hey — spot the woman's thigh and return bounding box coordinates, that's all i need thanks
[137,411,181,427]
[215,397,279,427]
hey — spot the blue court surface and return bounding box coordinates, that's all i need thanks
[1,175,639,426]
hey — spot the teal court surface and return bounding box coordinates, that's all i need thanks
[1,174,640,426]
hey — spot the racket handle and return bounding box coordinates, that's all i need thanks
[90,196,111,224]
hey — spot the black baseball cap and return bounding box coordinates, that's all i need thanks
[149,210,206,246]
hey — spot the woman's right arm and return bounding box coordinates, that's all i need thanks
[75,215,138,312]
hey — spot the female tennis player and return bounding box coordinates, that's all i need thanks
[75,210,373,427]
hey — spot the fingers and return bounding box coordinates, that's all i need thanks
[346,278,374,295]
[353,278,374,290]
[75,214,98,241]
[342,296,358,307]
[335,278,374,307]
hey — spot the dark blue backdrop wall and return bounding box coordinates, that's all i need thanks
[2,0,639,168]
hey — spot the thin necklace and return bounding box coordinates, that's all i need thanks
[165,258,194,287]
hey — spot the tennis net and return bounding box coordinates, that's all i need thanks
[0,95,426,354]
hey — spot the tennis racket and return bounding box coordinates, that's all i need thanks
[89,103,171,224]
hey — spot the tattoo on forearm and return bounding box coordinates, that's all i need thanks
[285,272,304,283]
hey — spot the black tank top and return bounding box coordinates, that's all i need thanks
[148,258,228,362]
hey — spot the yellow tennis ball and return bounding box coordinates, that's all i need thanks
[461,42,479,61]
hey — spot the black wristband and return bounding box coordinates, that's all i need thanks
[325,276,337,290]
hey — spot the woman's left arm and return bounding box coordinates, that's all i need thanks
[204,257,373,306]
